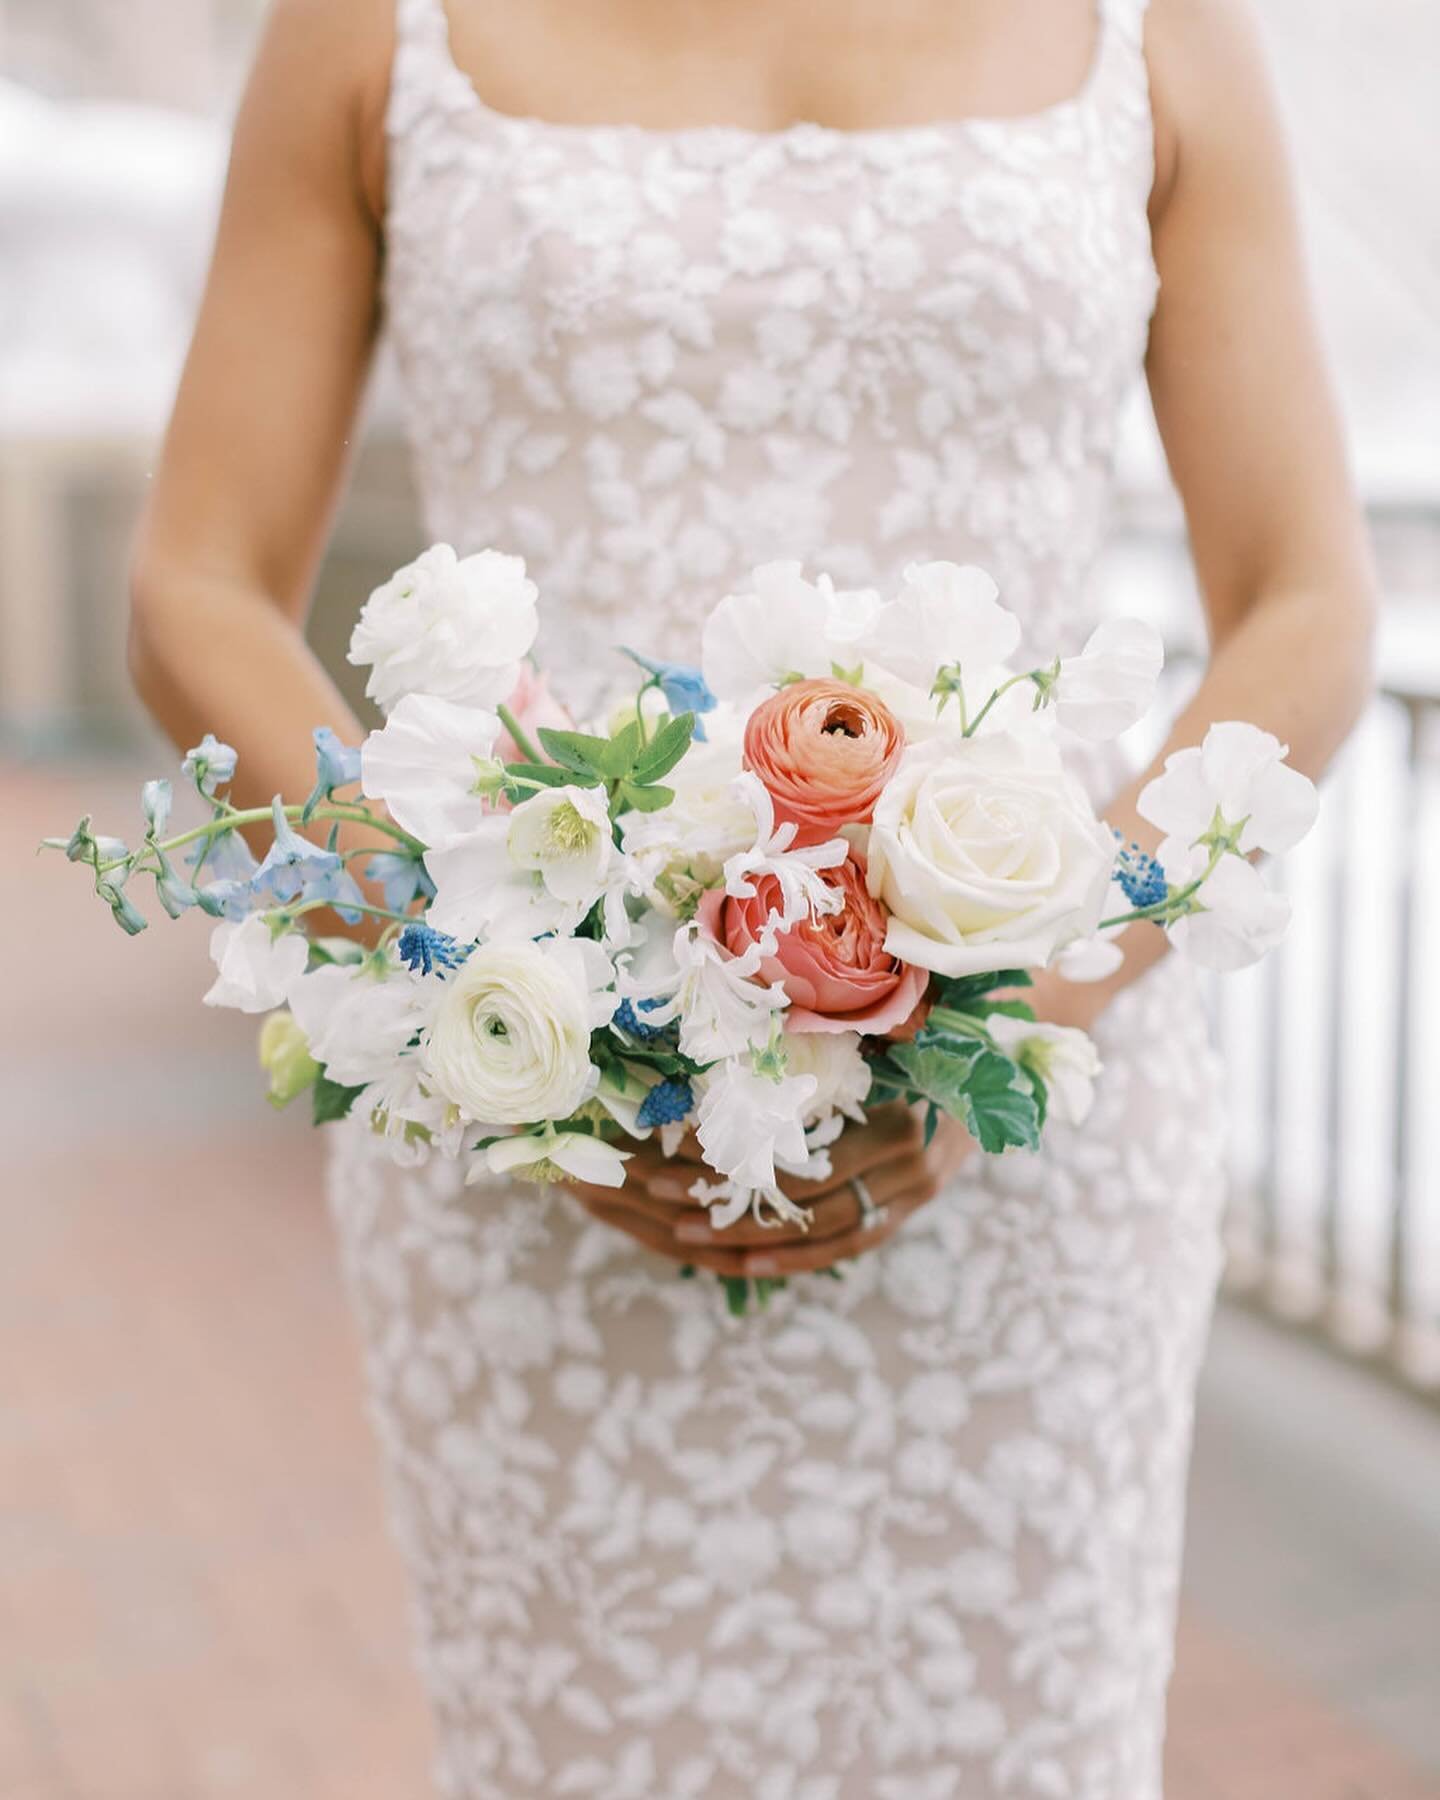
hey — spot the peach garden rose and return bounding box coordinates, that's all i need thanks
[742,678,904,846]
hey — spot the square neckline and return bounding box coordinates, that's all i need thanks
[412,0,1116,145]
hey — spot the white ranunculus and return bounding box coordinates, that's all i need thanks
[986,1014,1102,1126]
[425,782,617,940]
[1137,721,1318,858]
[782,1031,873,1125]
[287,957,436,1087]
[483,1129,632,1188]
[347,544,539,714]
[700,564,881,704]
[867,731,1116,978]
[1160,843,1293,971]
[861,562,1021,712]
[202,916,308,1012]
[696,1059,818,1192]
[360,693,501,848]
[1053,618,1164,742]
[422,937,612,1125]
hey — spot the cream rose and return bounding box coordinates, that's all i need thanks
[866,732,1115,977]
[422,938,611,1125]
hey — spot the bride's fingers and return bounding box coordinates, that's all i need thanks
[639,1106,927,1206]
[738,1190,930,1278]
[670,1156,930,1249]
[573,1195,752,1276]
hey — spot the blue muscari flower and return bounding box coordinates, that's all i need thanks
[1113,836,1169,909]
[398,923,468,977]
[312,726,363,795]
[186,828,259,885]
[181,734,238,797]
[622,649,717,739]
[637,1076,694,1129]
[367,850,434,913]
[612,996,674,1041]
[253,796,344,901]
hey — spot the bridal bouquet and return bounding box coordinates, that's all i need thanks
[48,547,1317,1307]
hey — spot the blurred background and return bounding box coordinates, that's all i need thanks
[2,2,1437,1796]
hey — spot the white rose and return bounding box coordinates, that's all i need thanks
[867,732,1115,978]
[202,916,308,1013]
[986,1015,1102,1126]
[422,938,612,1125]
[347,544,538,714]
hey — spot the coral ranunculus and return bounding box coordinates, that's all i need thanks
[700,852,928,1035]
[742,678,904,845]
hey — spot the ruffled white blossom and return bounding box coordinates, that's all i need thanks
[1052,617,1164,742]
[287,956,437,1087]
[700,563,882,704]
[986,1014,1102,1126]
[621,918,788,1064]
[695,1058,819,1193]
[202,917,308,1013]
[1159,842,1294,971]
[1137,722,1318,859]
[781,1030,873,1126]
[360,693,502,848]
[722,772,848,954]
[348,544,538,714]
[860,562,1021,712]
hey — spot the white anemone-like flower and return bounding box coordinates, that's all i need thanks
[1137,722,1318,859]
[347,544,539,714]
[202,916,308,1013]
[482,1129,632,1188]
[287,956,437,1087]
[1052,617,1164,742]
[425,782,618,940]
[860,562,1021,712]
[700,563,881,704]
[622,918,788,1064]
[721,772,848,955]
[360,693,501,848]
[986,1014,1102,1126]
[696,1058,819,1193]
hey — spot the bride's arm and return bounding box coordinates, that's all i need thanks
[128,0,394,848]
[1038,0,1377,1031]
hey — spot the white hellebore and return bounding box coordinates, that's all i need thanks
[287,957,436,1088]
[483,1128,632,1188]
[425,782,617,941]
[700,563,881,705]
[986,1015,1102,1127]
[202,916,308,1013]
[860,562,1021,713]
[360,692,501,847]
[696,1058,818,1193]
[867,731,1115,978]
[422,936,613,1125]
[1052,617,1164,742]
[348,544,538,714]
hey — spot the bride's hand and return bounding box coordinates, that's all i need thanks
[565,1102,973,1279]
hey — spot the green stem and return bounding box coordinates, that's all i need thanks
[963,671,1032,739]
[634,676,659,746]
[497,703,542,766]
[1099,844,1226,930]
[280,895,418,928]
[97,802,425,875]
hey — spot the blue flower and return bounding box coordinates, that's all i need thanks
[1114,838,1169,909]
[312,726,363,795]
[612,996,675,1042]
[367,850,433,913]
[622,649,717,738]
[141,778,172,837]
[398,923,468,977]
[195,878,261,921]
[186,829,259,885]
[302,863,369,925]
[253,796,344,901]
[181,734,238,797]
[637,1076,694,1128]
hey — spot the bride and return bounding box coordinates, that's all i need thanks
[128,0,1374,1792]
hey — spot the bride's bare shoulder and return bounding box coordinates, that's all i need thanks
[238,0,397,223]
[1145,0,1288,215]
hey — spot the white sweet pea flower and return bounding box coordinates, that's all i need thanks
[782,1030,873,1125]
[986,1014,1102,1127]
[1158,842,1293,971]
[722,772,848,955]
[867,731,1116,978]
[860,562,1021,712]
[483,1128,632,1188]
[1052,618,1164,742]
[696,1058,819,1193]
[287,956,436,1087]
[202,916,308,1013]
[1137,722,1318,858]
[700,565,882,704]
[422,936,613,1125]
[1053,932,1126,984]
[425,782,619,940]
[360,693,502,848]
[622,919,788,1064]
[348,544,539,714]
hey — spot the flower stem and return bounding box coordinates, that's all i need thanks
[96,802,426,875]
[1099,844,1226,930]
[963,671,1031,739]
[497,703,542,766]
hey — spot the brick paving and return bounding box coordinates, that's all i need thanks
[4,758,1438,1800]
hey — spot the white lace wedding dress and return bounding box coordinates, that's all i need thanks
[327,1,1227,1793]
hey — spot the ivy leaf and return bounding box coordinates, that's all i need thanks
[887,1039,1041,1154]
[633,712,696,786]
[312,1070,367,1126]
[931,968,1032,1014]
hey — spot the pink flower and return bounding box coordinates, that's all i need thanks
[700,851,928,1036]
[742,678,904,846]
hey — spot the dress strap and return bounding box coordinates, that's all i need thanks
[387,0,475,140]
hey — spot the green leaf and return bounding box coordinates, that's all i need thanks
[615,781,674,814]
[632,711,696,785]
[978,999,1038,1023]
[931,968,1033,1014]
[887,1040,1041,1154]
[502,760,573,790]
[535,728,615,779]
[312,1070,367,1125]
[607,720,643,776]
